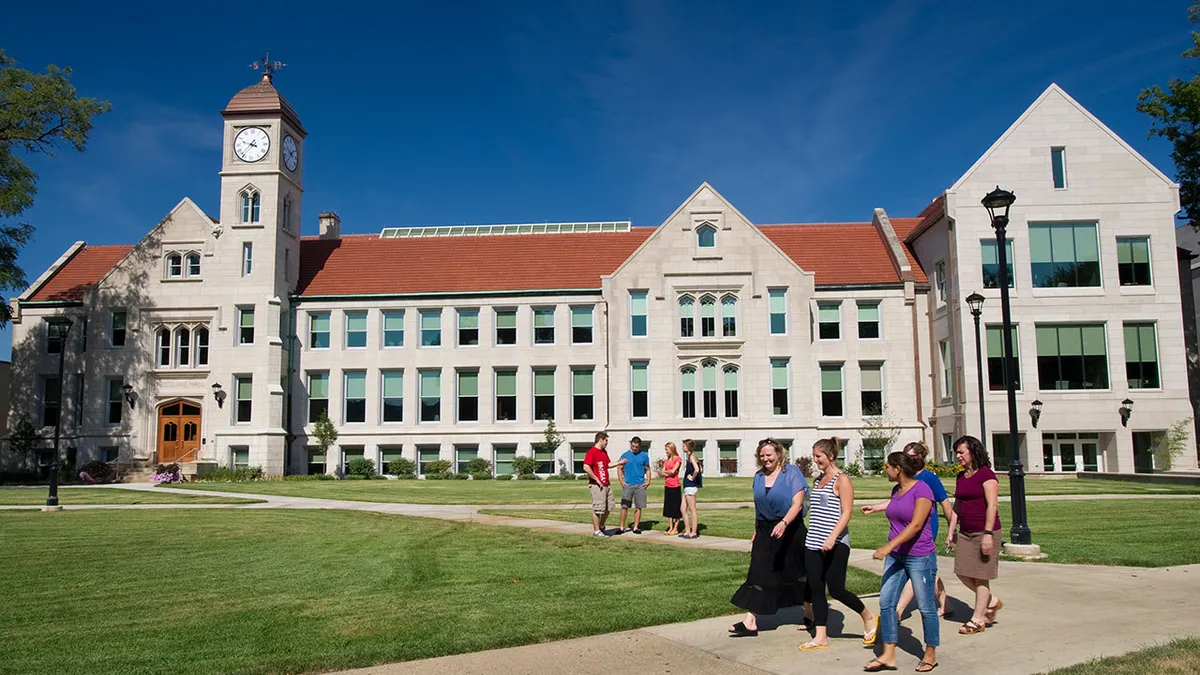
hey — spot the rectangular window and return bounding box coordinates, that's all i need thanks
[631,361,649,419]
[457,309,479,346]
[722,296,737,337]
[418,446,440,476]
[533,307,555,345]
[80,317,87,353]
[309,312,330,349]
[345,312,367,349]
[857,302,880,339]
[630,290,648,337]
[242,243,253,276]
[820,364,844,417]
[493,445,517,477]
[572,367,594,420]
[572,443,590,475]
[457,370,478,422]
[771,358,789,415]
[495,369,517,421]
[535,446,556,475]
[940,340,952,399]
[74,373,84,426]
[702,361,718,418]
[42,377,61,427]
[817,303,840,340]
[1116,237,1152,286]
[455,445,478,474]
[235,376,252,423]
[307,371,329,422]
[768,289,787,335]
[981,239,1016,289]
[860,363,883,415]
[681,367,696,419]
[307,448,325,475]
[100,446,119,463]
[381,370,404,422]
[724,366,739,418]
[495,309,517,345]
[718,441,739,475]
[1124,323,1160,389]
[700,297,716,337]
[238,307,254,345]
[1030,222,1101,288]
[1036,324,1109,390]
[571,306,593,344]
[986,325,1021,391]
[45,320,67,354]
[382,311,404,347]
[420,310,442,347]
[534,368,555,421]
[341,447,364,474]
[380,447,404,474]
[104,379,124,425]
[935,261,947,302]
[110,311,126,347]
[420,370,441,422]
[1051,146,1067,189]
[343,371,366,423]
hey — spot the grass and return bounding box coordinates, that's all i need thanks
[0,509,877,675]
[165,474,1200,504]
[481,498,1200,567]
[1040,637,1200,674]
[0,487,262,505]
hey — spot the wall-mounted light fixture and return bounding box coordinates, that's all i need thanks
[1119,398,1134,427]
[122,383,137,409]
[212,382,227,408]
[1030,399,1043,428]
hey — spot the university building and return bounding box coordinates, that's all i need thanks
[6,74,1197,477]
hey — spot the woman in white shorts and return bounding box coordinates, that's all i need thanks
[680,438,703,539]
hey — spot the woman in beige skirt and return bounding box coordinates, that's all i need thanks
[946,435,1003,635]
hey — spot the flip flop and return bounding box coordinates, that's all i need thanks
[863,615,880,645]
[916,661,939,672]
[864,659,898,672]
[798,641,828,651]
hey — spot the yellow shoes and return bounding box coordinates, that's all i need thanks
[863,616,880,645]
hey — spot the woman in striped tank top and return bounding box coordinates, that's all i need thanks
[798,437,877,652]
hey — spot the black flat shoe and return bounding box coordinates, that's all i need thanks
[728,621,758,637]
[864,660,898,672]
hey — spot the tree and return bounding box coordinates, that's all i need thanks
[1155,418,1193,469]
[8,412,39,455]
[311,410,338,473]
[1137,3,1200,227]
[0,50,110,323]
[537,418,566,464]
[858,404,902,472]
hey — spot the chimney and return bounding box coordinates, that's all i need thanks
[318,212,341,239]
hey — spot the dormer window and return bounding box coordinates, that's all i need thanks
[241,189,261,223]
[697,223,717,248]
[165,251,201,279]
[166,254,183,278]
[186,253,201,277]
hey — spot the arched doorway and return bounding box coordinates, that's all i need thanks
[158,400,202,463]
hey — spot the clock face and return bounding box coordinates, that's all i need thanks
[233,127,270,163]
[282,135,298,171]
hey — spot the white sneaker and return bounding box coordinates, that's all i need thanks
[593,530,610,538]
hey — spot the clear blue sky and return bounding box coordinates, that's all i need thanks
[0,1,1193,359]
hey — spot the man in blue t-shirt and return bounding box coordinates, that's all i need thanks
[618,437,652,534]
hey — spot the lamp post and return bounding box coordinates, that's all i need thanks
[981,187,1038,555]
[966,292,987,450]
[44,316,73,511]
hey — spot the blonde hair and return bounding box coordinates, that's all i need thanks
[903,441,929,459]
[682,439,696,455]
[755,438,787,469]
[812,436,842,462]
[664,441,678,457]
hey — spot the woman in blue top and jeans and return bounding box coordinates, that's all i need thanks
[729,439,810,637]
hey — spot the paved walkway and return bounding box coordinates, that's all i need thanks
[9,484,1200,674]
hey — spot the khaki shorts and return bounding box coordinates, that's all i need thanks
[589,484,614,515]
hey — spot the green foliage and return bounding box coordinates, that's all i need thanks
[516,473,539,480]
[842,460,863,478]
[0,50,110,324]
[545,473,580,481]
[537,419,565,457]
[1137,3,1200,225]
[8,412,39,455]
[512,456,540,477]
[793,455,814,477]
[310,410,338,455]
[1156,418,1193,468]
[466,457,493,480]
[281,473,334,481]
[79,460,114,484]
[865,459,885,474]
[345,457,376,479]
[422,460,452,479]
[197,466,264,482]
[924,462,961,478]
[385,458,416,478]
[858,406,902,458]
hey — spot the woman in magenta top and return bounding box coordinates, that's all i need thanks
[946,435,1003,635]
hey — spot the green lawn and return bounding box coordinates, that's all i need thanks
[0,487,262,505]
[165,474,1200,504]
[1040,637,1200,674]
[0,509,876,675]
[482,498,1200,567]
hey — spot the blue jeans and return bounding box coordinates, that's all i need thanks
[879,552,939,647]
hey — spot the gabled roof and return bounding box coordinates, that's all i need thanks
[901,194,946,244]
[760,220,926,285]
[25,245,134,301]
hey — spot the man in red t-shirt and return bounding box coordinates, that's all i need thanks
[583,431,616,537]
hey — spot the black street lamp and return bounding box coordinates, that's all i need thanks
[981,186,1036,552]
[966,292,987,450]
[44,316,73,511]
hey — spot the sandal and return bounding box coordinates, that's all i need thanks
[864,659,898,672]
[728,621,758,637]
[863,615,879,645]
[798,641,828,651]
[985,598,1003,625]
[958,620,986,635]
[916,661,939,672]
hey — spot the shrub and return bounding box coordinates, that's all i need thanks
[196,466,263,482]
[653,458,666,478]
[466,458,493,480]
[422,460,453,479]
[516,473,539,480]
[925,462,961,478]
[281,473,335,481]
[512,456,540,478]
[386,458,417,478]
[843,461,863,478]
[0,471,43,485]
[451,471,470,480]
[80,460,115,484]
[546,473,579,481]
[865,459,885,475]
[152,463,183,484]
[345,457,377,479]
[793,455,814,477]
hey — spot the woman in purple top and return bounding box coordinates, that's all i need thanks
[863,452,939,673]
[946,435,1003,636]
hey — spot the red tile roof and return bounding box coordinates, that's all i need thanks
[26,245,133,301]
[760,223,915,286]
[887,217,929,284]
[902,194,946,243]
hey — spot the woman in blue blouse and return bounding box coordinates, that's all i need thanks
[729,439,811,636]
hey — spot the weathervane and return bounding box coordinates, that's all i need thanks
[250,51,287,80]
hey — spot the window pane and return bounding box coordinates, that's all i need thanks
[1138,324,1157,360]
[723,367,738,390]
[382,372,403,397]
[1051,147,1066,188]
[571,306,592,326]
[1030,226,1053,263]
[768,289,786,313]
[1082,325,1106,355]
[421,311,441,329]
[771,360,788,388]
[861,365,882,390]
[820,365,842,391]
[572,369,593,395]
[818,304,840,322]
[496,371,517,396]
[309,373,329,398]
[458,371,478,396]
[311,313,329,332]
[344,372,366,398]
[702,362,716,389]
[630,291,647,314]
[857,302,879,322]
[458,310,479,329]
[534,370,555,396]
[681,368,695,390]
[237,378,252,399]
[631,362,648,390]
[534,309,554,327]
[496,310,516,329]
[1074,224,1099,262]
[383,312,404,330]
[420,371,440,397]
[346,313,367,331]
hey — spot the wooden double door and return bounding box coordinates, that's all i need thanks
[158,401,202,463]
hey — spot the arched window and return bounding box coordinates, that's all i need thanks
[681,366,697,419]
[185,253,201,277]
[241,190,261,223]
[175,328,190,368]
[701,360,718,418]
[156,328,171,367]
[723,366,739,418]
[700,296,716,337]
[166,254,183,278]
[194,327,209,367]
[721,295,737,337]
[697,223,716,248]
[679,296,695,338]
